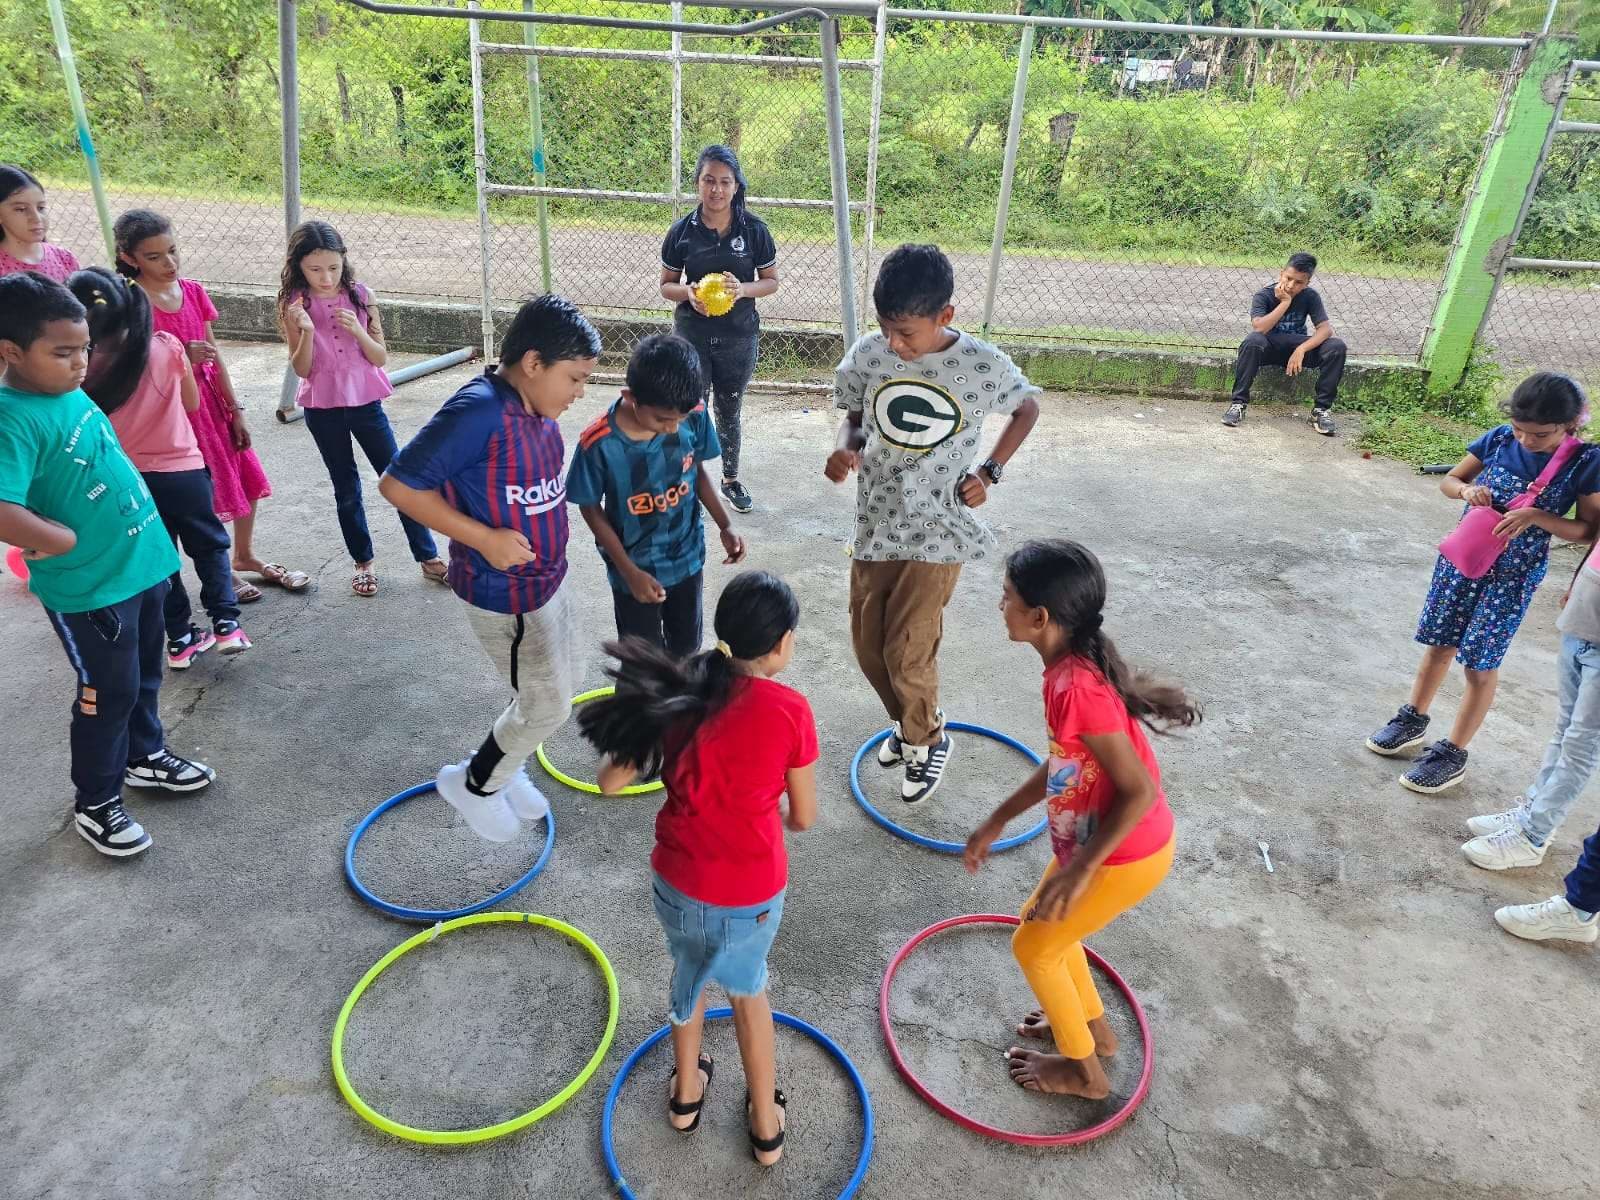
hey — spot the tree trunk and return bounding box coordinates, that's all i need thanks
[337,69,353,127]
[964,122,984,153]
[391,85,408,152]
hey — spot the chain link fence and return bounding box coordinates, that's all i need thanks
[3,0,1591,386]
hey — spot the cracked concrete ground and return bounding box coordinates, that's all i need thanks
[2,343,1596,1199]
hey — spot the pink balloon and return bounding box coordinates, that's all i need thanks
[5,545,29,583]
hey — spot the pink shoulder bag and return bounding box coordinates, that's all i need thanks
[1438,435,1582,579]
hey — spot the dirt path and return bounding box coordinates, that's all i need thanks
[48,187,1594,371]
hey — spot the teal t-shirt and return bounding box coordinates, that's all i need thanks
[0,385,178,613]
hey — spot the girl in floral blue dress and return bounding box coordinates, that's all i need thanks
[1367,373,1600,794]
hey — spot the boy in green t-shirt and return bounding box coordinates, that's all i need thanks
[0,272,215,858]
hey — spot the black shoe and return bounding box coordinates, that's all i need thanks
[1311,408,1336,437]
[125,749,216,793]
[74,799,152,858]
[1222,402,1245,427]
[902,729,954,804]
[1400,740,1468,794]
[720,478,754,514]
[1365,704,1430,756]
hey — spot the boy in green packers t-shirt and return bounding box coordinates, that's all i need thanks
[0,271,215,859]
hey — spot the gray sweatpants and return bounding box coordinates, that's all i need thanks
[463,577,580,793]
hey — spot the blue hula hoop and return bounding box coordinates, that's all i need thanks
[344,782,556,921]
[850,722,1047,855]
[601,1007,874,1199]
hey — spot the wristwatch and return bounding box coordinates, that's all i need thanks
[979,458,1004,485]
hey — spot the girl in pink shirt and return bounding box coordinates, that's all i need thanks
[965,539,1197,1103]
[67,268,250,667]
[0,166,80,283]
[115,208,307,604]
[277,221,443,597]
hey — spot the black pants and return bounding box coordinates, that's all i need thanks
[612,571,703,658]
[676,322,758,480]
[45,581,168,810]
[1230,331,1347,410]
[143,468,239,638]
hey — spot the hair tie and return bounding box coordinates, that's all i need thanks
[715,641,733,658]
[91,288,107,306]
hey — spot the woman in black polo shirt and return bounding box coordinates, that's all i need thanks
[659,145,779,513]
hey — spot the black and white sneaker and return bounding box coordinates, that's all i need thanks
[125,749,216,793]
[1311,408,1336,437]
[902,729,955,805]
[1400,739,1468,794]
[1365,704,1430,756]
[1221,402,1246,428]
[75,799,152,858]
[878,722,906,767]
[720,479,754,514]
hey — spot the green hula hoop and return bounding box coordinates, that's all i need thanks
[535,686,665,796]
[330,911,619,1145]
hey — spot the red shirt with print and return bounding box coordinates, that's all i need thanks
[1042,656,1174,867]
[652,676,819,907]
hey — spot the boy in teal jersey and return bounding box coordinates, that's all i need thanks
[0,272,214,858]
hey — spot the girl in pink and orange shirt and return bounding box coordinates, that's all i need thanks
[278,220,443,597]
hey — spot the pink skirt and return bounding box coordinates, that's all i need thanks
[189,366,272,523]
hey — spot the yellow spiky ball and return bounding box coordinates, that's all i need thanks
[694,275,737,317]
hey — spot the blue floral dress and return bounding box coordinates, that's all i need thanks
[1416,426,1600,671]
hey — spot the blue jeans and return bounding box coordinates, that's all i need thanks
[1565,825,1600,914]
[303,402,437,565]
[651,872,784,1024]
[142,468,239,637]
[1518,635,1600,844]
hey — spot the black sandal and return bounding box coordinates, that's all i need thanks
[667,1053,713,1133]
[747,1087,787,1165]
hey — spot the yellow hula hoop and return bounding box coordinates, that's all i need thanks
[535,686,665,796]
[330,911,619,1145]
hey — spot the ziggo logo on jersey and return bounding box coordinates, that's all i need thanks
[627,481,691,515]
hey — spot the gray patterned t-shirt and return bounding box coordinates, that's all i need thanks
[835,330,1040,563]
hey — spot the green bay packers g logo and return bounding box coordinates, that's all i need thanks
[873,381,964,452]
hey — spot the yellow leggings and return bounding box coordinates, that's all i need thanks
[1010,835,1174,1060]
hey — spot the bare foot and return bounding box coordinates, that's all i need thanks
[1015,1011,1117,1057]
[233,556,267,574]
[1006,1046,1110,1100]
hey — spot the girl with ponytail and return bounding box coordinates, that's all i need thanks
[965,538,1197,1102]
[580,570,817,1167]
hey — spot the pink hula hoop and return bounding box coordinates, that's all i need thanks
[879,913,1154,1147]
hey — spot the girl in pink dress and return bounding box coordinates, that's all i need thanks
[0,166,80,282]
[115,209,307,602]
[278,220,445,597]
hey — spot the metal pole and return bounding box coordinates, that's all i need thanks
[44,0,113,263]
[388,346,476,386]
[276,0,305,422]
[982,23,1033,335]
[469,3,498,358]
[671,2,684,215]
[1540,0,1558,35]
[522,0,553,293]
[859,1,887,320]
[819,16,857,346]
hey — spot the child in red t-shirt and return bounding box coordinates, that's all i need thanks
[581,570,817,1167]
[965,539,1199,1102]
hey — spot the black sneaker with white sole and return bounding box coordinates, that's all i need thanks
[720,479,754,514]
[1222,402,1246,427]
[1311,408,1336,437]
[124,748,216,793]
[902,729,954,804]
[1400,739,1469,794]
[75,799,152,858]
[1365,704,1430,756]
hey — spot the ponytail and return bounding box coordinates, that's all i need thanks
[1007,539,1200,733]
[578,570,802,776]
[65,267,152,417]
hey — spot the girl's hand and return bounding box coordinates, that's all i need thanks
[186,340,219,366]
[722,272,745,300]
[230,412,252,451]
[1493,507,1545,540]
[720,527,746,564]
[334,308,361,335]
[286,300,313,332]
[1460,484,1494,507]
[687,287,710,317]
[963,817,1004,873]
[1025,860,1095,923]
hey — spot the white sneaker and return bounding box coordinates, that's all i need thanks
[435,761,520,843]
[877,722,906,767]
[1461,825,1547,871]
[1466,806,1526,837]
[1494,895,1600,944]
[504,769,550,823]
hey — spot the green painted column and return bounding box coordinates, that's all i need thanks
[1422,35,1575,394]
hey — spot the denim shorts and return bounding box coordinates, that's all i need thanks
[651,872,785,1023]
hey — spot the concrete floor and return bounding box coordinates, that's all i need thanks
[2,343,1595,1200]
